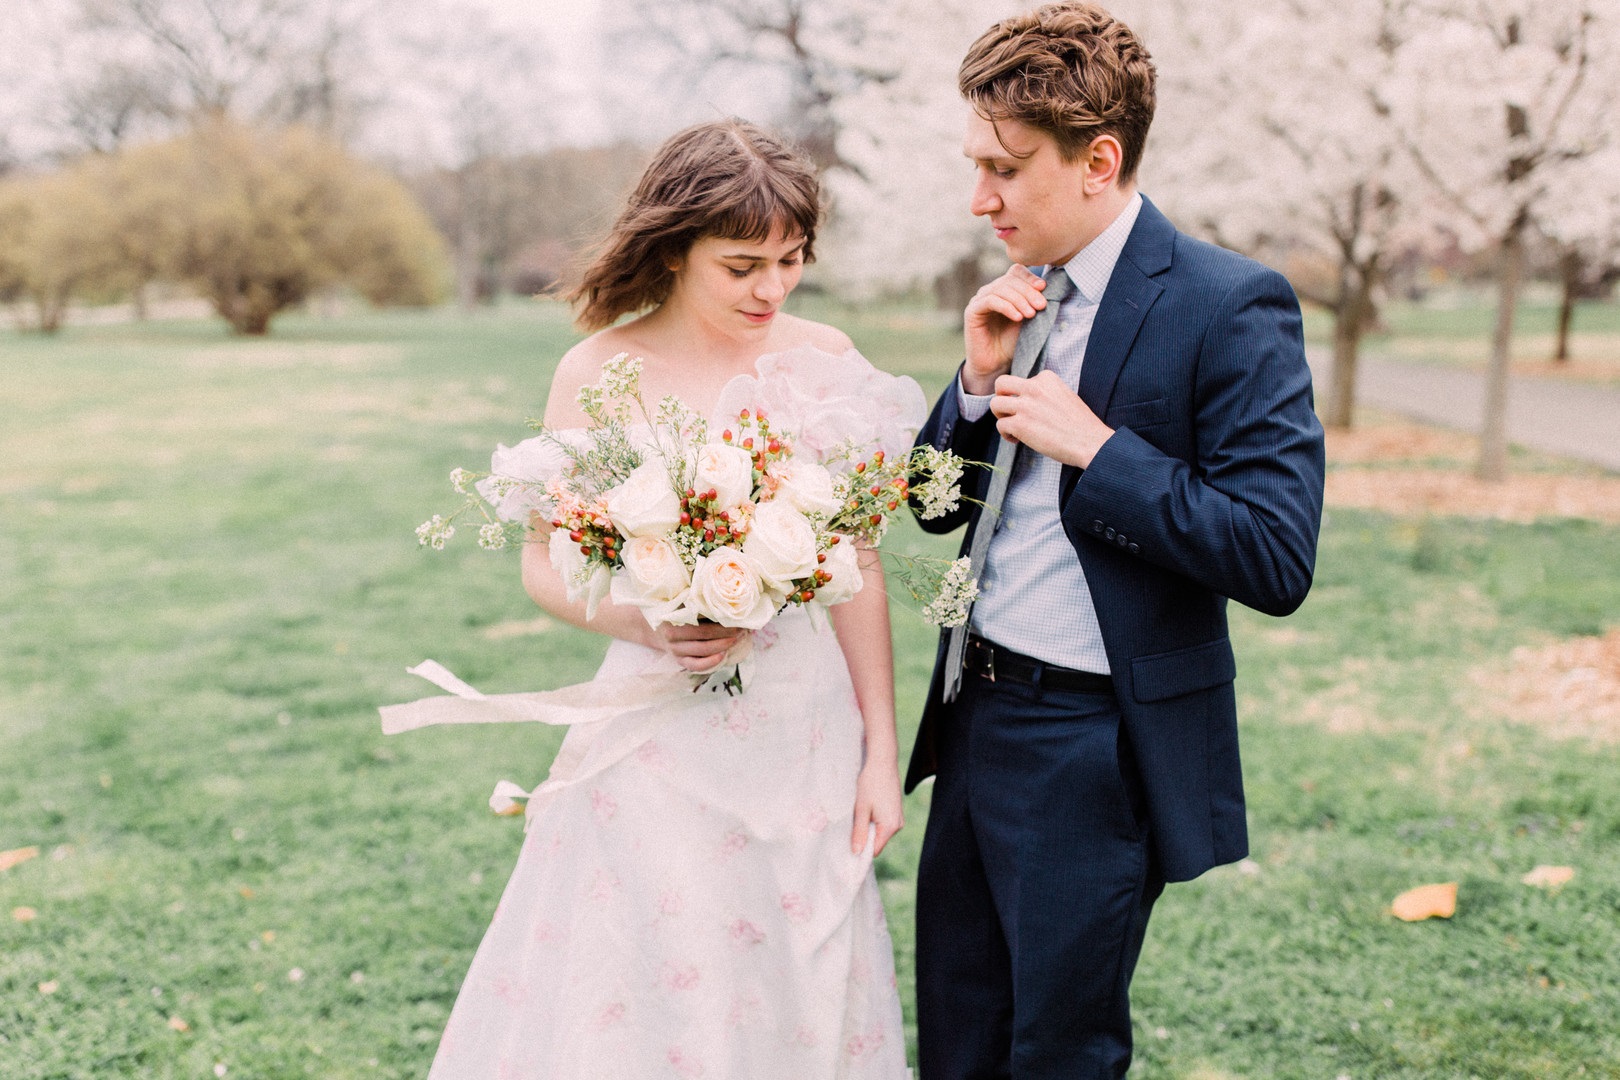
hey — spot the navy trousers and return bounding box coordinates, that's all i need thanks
[916,669,1164,1079]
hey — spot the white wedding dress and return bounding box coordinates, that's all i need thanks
[422,347,924,1080]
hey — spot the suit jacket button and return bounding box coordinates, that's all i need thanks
[942,423,954,442]
[1092,520,1104,534]
[1105,527,1116,540]
[1129,542,1140,554]
[1117,534,1128,547]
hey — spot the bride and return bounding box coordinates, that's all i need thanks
[426,120,917,1078]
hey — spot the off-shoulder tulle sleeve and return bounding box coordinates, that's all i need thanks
[475,429,591,522]
[712,345,928,467]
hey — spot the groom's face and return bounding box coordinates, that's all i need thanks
[963,113,1103,269]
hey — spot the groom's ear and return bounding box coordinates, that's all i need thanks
[1081,135,1125,196]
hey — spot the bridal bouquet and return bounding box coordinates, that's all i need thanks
[418,353,978,691]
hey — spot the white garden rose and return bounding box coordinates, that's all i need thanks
[604,460,682,538]
[548,527,612,619]
[743,500,818,593]
[815,536,864,606]
[610,536,695,626]
[766,459,841,518]
[692,442,755,511]
[689,548,776,629]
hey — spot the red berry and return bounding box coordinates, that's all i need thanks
[704,529,715,542]
[817,552,826,564]
[679,512,691,525]
[767,439,780,454]
[800,590,814,602]
[887,500,899,511]
[855,462,867,473]
[569,530,584,543]
[869,485,881,496]
[756,409,767,420]
[873,451,885,463]
[829,536,840,545]
[740,409,751,419]
[743,437,754,450]
[718,510,730,522]
[705,489,717,502]
[869,514,882,526]
[579,544,591,555]
[685,488,696,499]
[722,429,733,441]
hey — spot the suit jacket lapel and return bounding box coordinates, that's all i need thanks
[1061,197,1175,501]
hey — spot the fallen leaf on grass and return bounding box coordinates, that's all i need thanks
[167,1016,190,1032]
[1521,865,1576,890]
[1391,882,1457,921]
[38,980,59,995]
[12,906,38,922]
[0,846,41,872]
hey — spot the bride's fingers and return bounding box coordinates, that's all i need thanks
[850,807,872,854]
[872,815,903,857]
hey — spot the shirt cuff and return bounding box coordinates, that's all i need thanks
[956,374,993,421]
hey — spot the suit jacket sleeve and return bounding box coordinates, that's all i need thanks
[1064,267,1325,617]
[913,366,1001,535]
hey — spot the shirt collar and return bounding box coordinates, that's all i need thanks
[1045,191,1143,307]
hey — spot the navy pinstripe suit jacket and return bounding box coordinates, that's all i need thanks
[906,196,1326,883]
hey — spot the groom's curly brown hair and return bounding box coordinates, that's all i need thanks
[960,2,1157,181]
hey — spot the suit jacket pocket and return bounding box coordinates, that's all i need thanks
[1131,638,1236,703]
[1108,397,1169,430]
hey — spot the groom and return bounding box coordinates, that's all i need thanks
[908,4,1325,1077]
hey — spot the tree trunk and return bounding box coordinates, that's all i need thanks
[1478,220,1524,482]
[1554,248,1580,363]
[1325,262,1377,430]
[934,253,988,328]
[33,288,67,334]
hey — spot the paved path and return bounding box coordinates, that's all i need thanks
[1307,348,1620,473]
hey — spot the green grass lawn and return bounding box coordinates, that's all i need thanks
[1302,295,1620,378]
[3,302,1618,1078]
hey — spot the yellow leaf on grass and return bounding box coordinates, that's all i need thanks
[168,1016,190,1032]
[0,846,41,872]
[1521,865,1576,889]
[1391,882,1457,921]
[13,906,38,922]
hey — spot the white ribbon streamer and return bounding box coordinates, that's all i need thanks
[380,641,754,828]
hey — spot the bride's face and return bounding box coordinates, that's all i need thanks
[667,227,806,338]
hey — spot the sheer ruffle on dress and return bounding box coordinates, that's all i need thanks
[425,347,925,1080]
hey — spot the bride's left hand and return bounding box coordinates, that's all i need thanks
[851,758,904,857]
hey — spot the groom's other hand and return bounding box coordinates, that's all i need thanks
[990,370,1115,469]
[962,265,1049,395]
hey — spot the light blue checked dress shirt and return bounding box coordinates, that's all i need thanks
[956,193,1144,674]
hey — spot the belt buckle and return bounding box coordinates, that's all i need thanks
[968,637,995,682]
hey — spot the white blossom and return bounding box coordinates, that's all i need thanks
[921,557,979,627]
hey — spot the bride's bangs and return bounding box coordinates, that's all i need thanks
[707,171,820,259]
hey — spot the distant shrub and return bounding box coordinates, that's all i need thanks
[121,121,448,334]
[0,120,448,335]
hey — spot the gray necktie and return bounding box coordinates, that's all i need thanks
[942,267,1072,702]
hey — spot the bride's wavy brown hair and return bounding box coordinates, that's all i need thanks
[565,120,821,332]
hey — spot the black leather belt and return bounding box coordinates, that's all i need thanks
[963,634,1114,695]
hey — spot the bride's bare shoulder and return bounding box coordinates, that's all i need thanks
[544,325,645,427]
[775,313,855,355]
